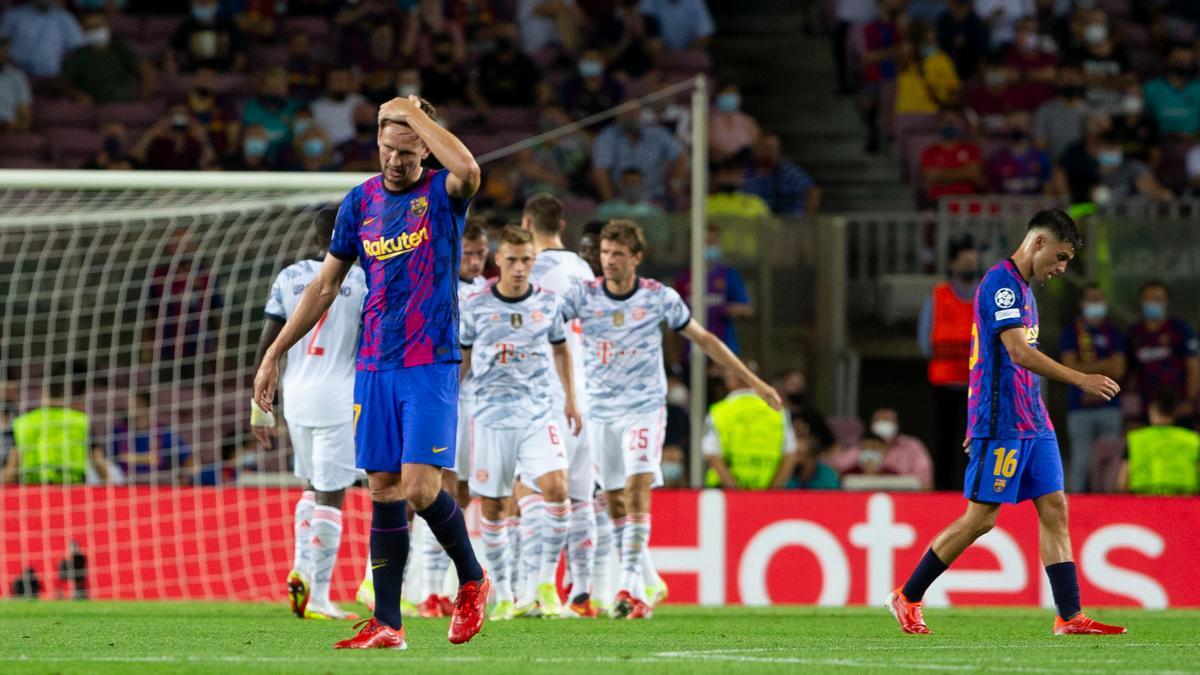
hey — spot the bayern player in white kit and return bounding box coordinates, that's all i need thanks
[565,220,783,619]
[251,208,368,620]
[416,217,491,618]
[459,226,582,621]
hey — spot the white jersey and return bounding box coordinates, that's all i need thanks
[457,275,488,398]
[265,258,367,427]
[460,282,566,429]
[530,249,594,410]
[563,276,691,421]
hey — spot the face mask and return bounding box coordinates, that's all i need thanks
[397,84,420,98]
[1082,301,1107,321]
[1083,23,1107,45]
[84,27,110,48]
[1018,32,1039,52]
[940,125,960,142]
[870,420,898,441]
[920,44,936,60]
[579,60,603,78]
[704,245,721,263]
[192,5,218,21]
[638,108,658,127]
[715,93,740,113]
[661,461,684,484]
[292,118,313,135]
[1142,301,1166,322]
[1097,149,1122,168]
[171,113,189,130]
[666,384,688,407]
[1122,95,1143,115]
[984,71,1008,88]
[303,137,326,158]
[244,137,268,157]
[858,448,884,468]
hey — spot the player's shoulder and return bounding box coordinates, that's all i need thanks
[464,278,497,304]
[345,263,367,285]
[277,257,320,280]
[638,276,665,291]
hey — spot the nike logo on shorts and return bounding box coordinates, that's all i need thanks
[433,446,447,453]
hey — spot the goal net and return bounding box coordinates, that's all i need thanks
[0,170,405,601]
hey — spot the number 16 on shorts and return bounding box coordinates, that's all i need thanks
[965,436,1064,504]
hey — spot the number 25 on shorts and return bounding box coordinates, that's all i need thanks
[992,447,1017,478]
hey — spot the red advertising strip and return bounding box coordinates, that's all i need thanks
[3,487,1198,606]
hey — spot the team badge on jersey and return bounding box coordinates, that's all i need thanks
[613,310,625,327]
[411,196,428,217]
[632,307,646,321]
[511,313,523,328]
[993,478,1007,493]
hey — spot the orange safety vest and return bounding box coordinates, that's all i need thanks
[928,281,973,387]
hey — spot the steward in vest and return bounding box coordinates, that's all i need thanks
[1120,390,1200,495]
[703,362,797,489]
[3,364,107,485]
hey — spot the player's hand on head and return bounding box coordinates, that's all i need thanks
[378,96,423,125]
[1080,373,1120,402]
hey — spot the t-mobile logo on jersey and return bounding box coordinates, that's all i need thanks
[596,340,639,365]
[494,343,529,364]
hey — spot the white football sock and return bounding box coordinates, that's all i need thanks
[566,499,596,600]
[517,494,545,604]
[593,501,614,603]
[539,500,570,586]
[505,515,521,601]
[620,514,649,601]
[480,517,512,601]
[422,520,451,599]
[293,491,315,577]
[308,505,343,607]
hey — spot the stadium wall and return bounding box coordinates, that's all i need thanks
[3,488,1197,608]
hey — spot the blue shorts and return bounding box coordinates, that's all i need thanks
[353,364,458,473]
[964,435,1064,504]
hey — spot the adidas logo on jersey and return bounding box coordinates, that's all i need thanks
[361,226,429,261]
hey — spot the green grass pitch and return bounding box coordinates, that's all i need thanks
[1,602,1197,673]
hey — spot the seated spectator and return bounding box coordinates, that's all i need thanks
[288,126,336,172]
[241,67,303,161]
[185,67,240,162]
[3,364,108,485]
[1055,115,1173,204]
[310,68,367,149]
[84,121,135,170]
[1111,85,1160,168]
[1061,282,1125,493]
[975,0,1034,49]
[337,102,379,172]
[775,369,837,453]
[402,0,467,68]
[896,20,962,115]
[967,56,1027,138]
[702,362,797,490]
[132,106,215,170]
[785,424,841,489]
[0,0,84,77]
[590,0,662,80]
[919,109,984,206]
[744,134,821,216]
[595,168,664,220]
[107,392,192,484]
[514,105,589,196]
[826,408,933,488]
[1126,280,1200,423]
[1071,8,1133,114]
[591,104,686,206]
[476,24,542,107]
[638,0,713,51]
[355,22,400,105]
[335,0,400,70]
[448,0,510,44]
[709,83,760,165]
[285,32,322,101]
[561,48,625,120]
[517,0,583,56]
[420,34,481,110]
[168,0,247,73]
[937,0,990,82]
[0,37,32,131]
[223,124,274,170]
[1142,43,1200,137]
[675,222,753,354]
[1119,390,1200,495]
[986,110,1053,195]
[60,12,149,104]
[1032,64,1087,162]
[660,444,688,488]
[857,0,904,154]
[706,159,771,218]
[1006,16,1057,110]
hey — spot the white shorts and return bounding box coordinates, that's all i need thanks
[562,413,596,502]
[454,398,472,480]
[468,417,568,499]
[287,420,361,492]
[586,407,666,491]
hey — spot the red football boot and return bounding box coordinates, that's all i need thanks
[1054,614,1126,635]
[627,597,653,620]
[332,618,408,650]
[887,589,932,635]
[418,594,445,618]
[439,595,455,617]
[448,571,491,645]
[610,590,634,619]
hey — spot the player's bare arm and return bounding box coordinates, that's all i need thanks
[679,320,784,410]
[459,347,472,383]
[250,317,285,447]
[254,254,353,412]
[999,327,1119,401]
[551,341,582,436]
[379,96,481,198]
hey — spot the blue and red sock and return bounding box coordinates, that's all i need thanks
[370,500,409,629]
[418,490,484,585]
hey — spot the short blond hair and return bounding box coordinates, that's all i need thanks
[600,219,645,255]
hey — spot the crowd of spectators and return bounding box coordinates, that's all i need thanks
[837,0,1200,207]
[0,0,822,221]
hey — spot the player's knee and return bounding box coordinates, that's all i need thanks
[314,488,346,509]
[970,512,998,537]
[538,472,568,502]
